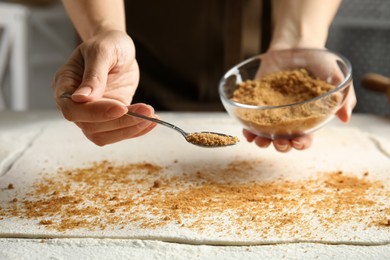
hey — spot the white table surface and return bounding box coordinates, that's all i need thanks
[0,110,389,260]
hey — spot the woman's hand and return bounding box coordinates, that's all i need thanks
[53,30,157,146]
[243,48,356,153]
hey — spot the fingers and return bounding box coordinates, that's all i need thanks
[71,46,112,103]
[75,104,153,132]
[266,136,314,152]
[84,121,157,146]
[243,129,272,148]
[272,139,293,153]
[53,51,84,108]
[290,135,313,150]
[242,129,257,142]
[59,98,128,123]
[337,84,357,123]
[254,137,271,148]
[243,129,313,152]
[270,135,313,152]
[58,95,157,146]
[77,103,157,146]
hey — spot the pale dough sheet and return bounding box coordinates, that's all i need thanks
[0,127,41,177]
[0,238,389,260]
[0,115,389,246]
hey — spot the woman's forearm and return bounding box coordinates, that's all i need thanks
[62,0,126,41]
[270,0,341,50]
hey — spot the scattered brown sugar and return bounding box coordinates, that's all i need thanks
[186,132,239,146]
[231,69,342,137]
[153,180,162,188]
[382,219,390,227]
[39,219,53,225]
[0,160,388,240]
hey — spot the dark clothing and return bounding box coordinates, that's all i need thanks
[125,0,270,111]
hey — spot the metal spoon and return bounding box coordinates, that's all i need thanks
[126,111,239,148]
[59,93,238,147]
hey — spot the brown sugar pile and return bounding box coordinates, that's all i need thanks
[0,160,388,240]
[232,69,334,106]
[231,69,342,137]
[186,132,239,147]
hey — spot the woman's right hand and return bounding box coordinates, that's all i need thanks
[53,30,157,146]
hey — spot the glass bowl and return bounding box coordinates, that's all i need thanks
[219,48,353,139]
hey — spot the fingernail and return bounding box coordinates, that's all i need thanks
[276,144,289,152]
[292,140,304,149]
[107,106,126,118]
[73,86,92,97]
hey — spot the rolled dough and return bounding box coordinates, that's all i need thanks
[0,117,389,246]
[1,238,389,260]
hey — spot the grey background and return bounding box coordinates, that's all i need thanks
[326,0,390,115]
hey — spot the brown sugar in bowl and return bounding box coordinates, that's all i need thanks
[219,49,353,139]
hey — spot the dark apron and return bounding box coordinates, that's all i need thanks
[125,0,270,111]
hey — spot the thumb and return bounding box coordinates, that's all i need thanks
[71,53,110,103]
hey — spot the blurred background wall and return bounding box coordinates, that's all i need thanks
[0,0,76,110]
[327,0,390,115]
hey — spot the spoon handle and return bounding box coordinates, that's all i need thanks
[126,111,188,137]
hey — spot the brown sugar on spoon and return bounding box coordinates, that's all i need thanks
[186,132,239,147]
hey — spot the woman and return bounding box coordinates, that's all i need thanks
[54,0,356,152]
